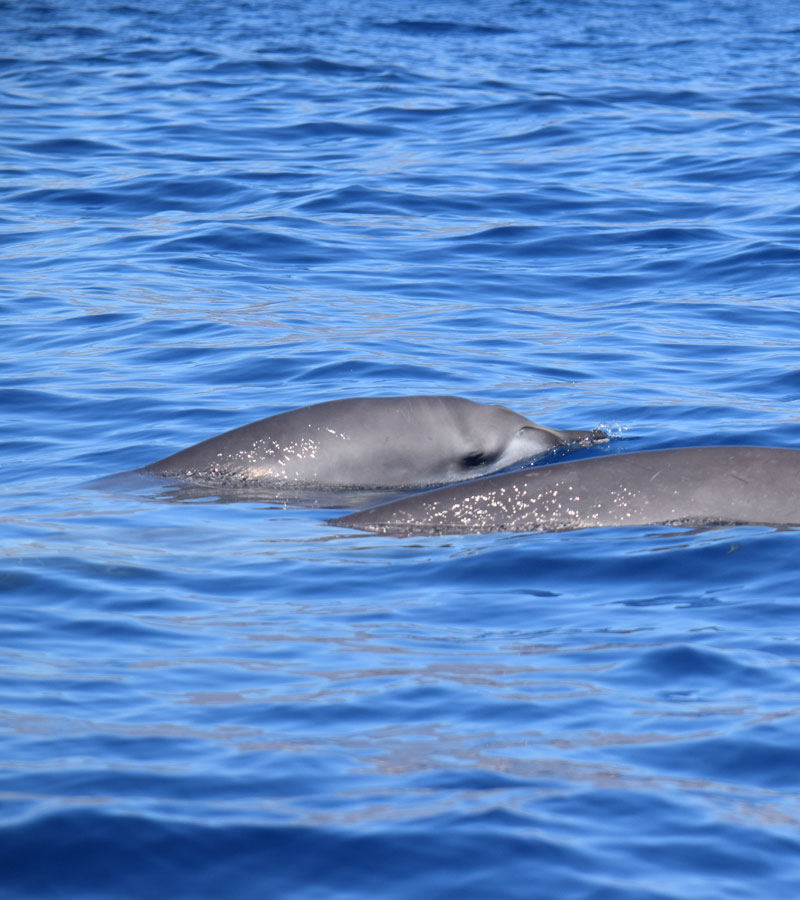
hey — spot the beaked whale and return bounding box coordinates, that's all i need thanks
[330,446,800,535]
[138,396,607,490]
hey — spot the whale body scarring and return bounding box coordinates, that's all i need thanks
[330,446,800,535]
[139,396,607,490]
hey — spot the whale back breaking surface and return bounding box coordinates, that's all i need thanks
[330,447,800,535]
[139,395,607,490]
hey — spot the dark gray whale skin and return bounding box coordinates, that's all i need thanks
[139,396,607,490]
[330,446,800,535]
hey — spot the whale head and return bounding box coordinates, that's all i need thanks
[138,395,607,492]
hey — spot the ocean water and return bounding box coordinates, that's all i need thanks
[3,0,800,896]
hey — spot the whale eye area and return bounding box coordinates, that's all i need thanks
[461,450,494,468]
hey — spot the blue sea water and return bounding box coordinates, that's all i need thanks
[3,0,800,896]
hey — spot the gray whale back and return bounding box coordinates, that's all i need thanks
[140,395,606,490]
[330,446,800,534]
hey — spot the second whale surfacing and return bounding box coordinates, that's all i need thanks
[330,446,800,535]
[138,396,607,491]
